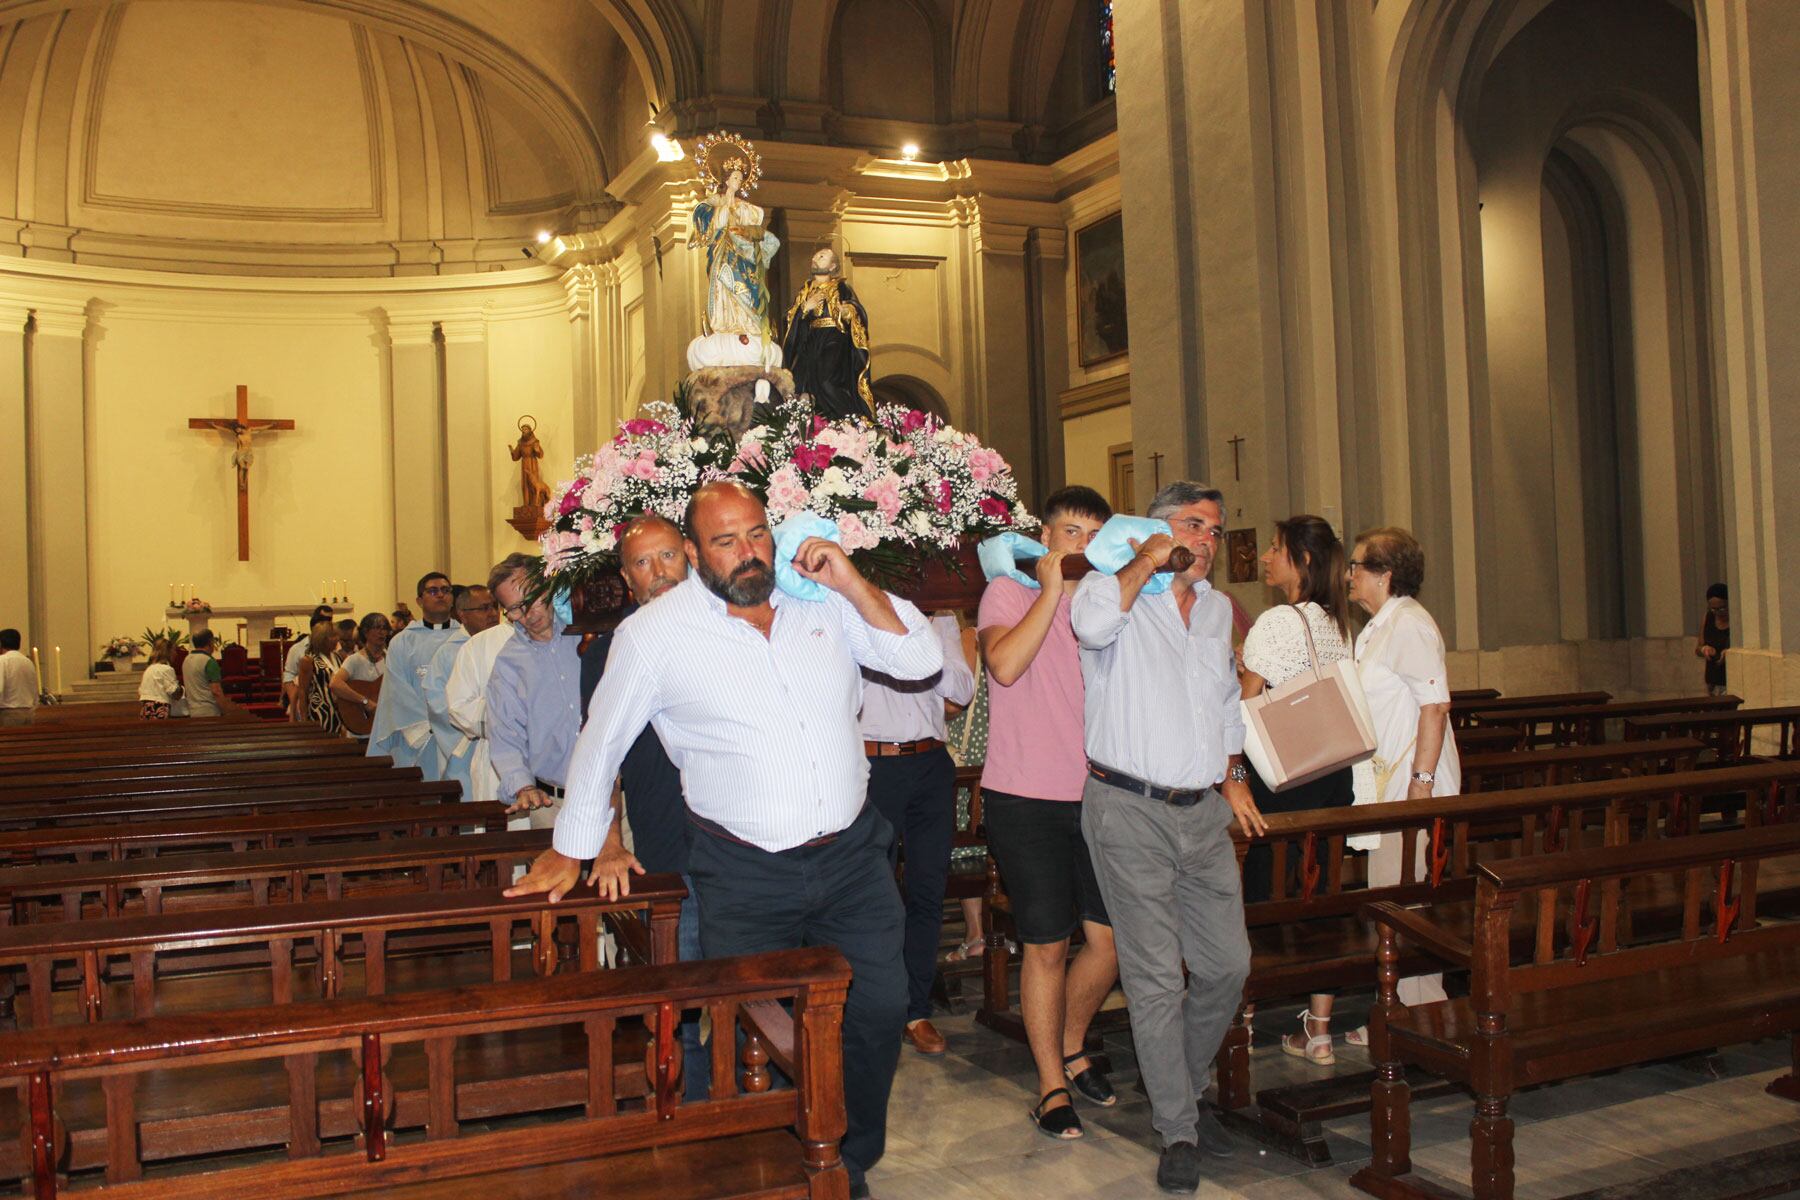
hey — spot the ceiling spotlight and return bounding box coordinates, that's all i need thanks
[535,230,552,245]
[900,142,921,161]
[651,132,685,162]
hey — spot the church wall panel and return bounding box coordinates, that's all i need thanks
[0,309,30,649]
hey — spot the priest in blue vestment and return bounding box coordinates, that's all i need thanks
[366,572,462,778]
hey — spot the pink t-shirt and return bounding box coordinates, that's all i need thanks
[977,577,1088,802]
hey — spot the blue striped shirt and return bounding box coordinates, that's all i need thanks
[556,576,944,857]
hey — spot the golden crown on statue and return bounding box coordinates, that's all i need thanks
[693,131,763,194]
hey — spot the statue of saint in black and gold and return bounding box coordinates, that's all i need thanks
[781,248,875,422]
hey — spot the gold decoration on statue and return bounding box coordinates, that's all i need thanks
[693,131,763,195]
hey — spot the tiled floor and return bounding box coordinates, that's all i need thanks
[867,1000,1800,1199]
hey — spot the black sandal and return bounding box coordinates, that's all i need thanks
[1029,1087,1084,1140]
[1062,1051,1117,1107]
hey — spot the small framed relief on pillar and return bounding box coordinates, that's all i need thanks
[1227,528,1259,584]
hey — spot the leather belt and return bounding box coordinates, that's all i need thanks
[864,737,944,757]
[534,779,566,799]
[1087,762,1207,807]
[689,808,858,851]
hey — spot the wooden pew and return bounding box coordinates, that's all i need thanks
[0,830,552,924]
[1470,694,1742,748]
[1455,726,1527,755]
[0,720,334,747]
[1,702,257,728]
[1458,737,1702,791]
[1449,690,1610,730]
[1353,825,1800,1200]
[0,880,686,1028]
[0,779,464,832]
[0,761,417,805]
[0,803,508,867]
[0,756,404,799]
[1623,704,1800,765]
[1449,688,1501,703]
[0,740,364,774]
[1207,762,1800,1163]
[0,947,849,1198]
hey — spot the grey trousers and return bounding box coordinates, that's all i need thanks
[1081,776,1250,1148]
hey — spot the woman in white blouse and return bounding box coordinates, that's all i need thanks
[136,639,182,719]
[1240,515,1357,1064]
[1348,526,1459,1022]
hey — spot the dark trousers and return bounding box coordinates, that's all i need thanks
[866,747,956,1022]
[688,804,907,1188]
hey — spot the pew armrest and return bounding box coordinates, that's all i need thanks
[1363,901,1473,968]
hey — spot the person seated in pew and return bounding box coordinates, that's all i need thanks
[1346,526,1460,1031]
[423,586,500,797]
[508,480,944,1200]
[281,603,334,708]
[290,617,343,732]
[1239,515,1358,1065]
[576,512,709,1099]
[182,629,228,718]
[860,607,974,1059]
[1070,480,1265,1195]
[137,638,182,719]
[488,555,582,830]
[444,581,514,806]
[978,484,1119,1138]
[366,573,461,777]
[331,611,391,740]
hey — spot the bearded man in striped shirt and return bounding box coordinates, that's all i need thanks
[508,480,943,1197]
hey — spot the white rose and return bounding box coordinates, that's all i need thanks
[908,511,933,537]
[815,466,852,497]
[690,437,710,451]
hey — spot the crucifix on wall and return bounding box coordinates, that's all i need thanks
[1226,434,1246,482]
[189,385,295,561]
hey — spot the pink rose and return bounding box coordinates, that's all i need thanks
[902,409,931,433]
[558,483,588,515]
[836,514,879,551]
[936,479,954,514]
[968,447,1006,483]
[978,497,1012,525]
[620,418,668,438]
[541,529,583,570]
[860,475,904,523]
[622,453,661,481]
[810,415,832,437]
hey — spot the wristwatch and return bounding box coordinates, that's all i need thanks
[1227,763,1250,785]
[1410,770,1436,785]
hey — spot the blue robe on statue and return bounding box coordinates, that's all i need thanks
[366,622,461,778]
[422,629,475,800]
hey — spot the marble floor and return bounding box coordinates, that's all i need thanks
[867,996,1800,1199]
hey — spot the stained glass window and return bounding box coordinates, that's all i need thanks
[1101,2,1116,94]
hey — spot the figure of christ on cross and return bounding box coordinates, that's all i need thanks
[189,385,295,561]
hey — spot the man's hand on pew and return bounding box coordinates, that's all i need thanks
[506,786,554,816]
[504,848,590,904]
[1222,773,1267,838]
[590,839,646,901]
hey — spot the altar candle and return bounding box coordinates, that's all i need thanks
[169,583,176,606]
[31,647,40,679]
[52,646,62,694]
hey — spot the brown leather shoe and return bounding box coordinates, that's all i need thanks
[904,1018,947,1056]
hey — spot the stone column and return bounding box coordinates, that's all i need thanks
[1026,226,1070,498]
[439,314,492,587]
[1699,0,1800,701]
[26,302,93,692]
[385,316,447,600]
[563,264,601,454]
[0,305,28,649]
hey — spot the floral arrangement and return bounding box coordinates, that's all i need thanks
[537,395,1033,594]
[100,636,138,660]
[182,598,211,614]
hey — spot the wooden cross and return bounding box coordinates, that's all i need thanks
[189,385,295,561]
[1148,451,1164,489]
[1226,434,1246,482]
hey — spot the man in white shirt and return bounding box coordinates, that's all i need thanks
[0,629,39,724]
[1069,480,1267,1195]
[507,480,943,1198]
[424,586,500,801]
[444,583,516,808]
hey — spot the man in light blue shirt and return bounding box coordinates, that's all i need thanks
[366,573,461,777]
[423,585,500,801]
[1069,481,1267,1195]
[487,555,583,829]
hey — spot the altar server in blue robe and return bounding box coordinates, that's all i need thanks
[367,572,462,777]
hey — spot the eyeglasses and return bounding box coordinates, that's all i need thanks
[500,600,530,620]
[421,585,453,596]
[1347,560,1383,575]
[1170,517,1225,543]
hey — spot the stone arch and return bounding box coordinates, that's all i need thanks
[870,372,950,423]
[826,0,949,124]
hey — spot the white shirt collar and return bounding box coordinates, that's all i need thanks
[1365,594,1409,631]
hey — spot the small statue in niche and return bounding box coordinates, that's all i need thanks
[781,247,875,422]
[510,416,551,513]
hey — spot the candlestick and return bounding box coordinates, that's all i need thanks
[169,583,176,606]
[52,646,62,695]
[31,647,40,681]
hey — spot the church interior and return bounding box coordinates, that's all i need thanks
[2,1,1800,1198]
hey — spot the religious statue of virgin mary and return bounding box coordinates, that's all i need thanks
[687,132,784,371]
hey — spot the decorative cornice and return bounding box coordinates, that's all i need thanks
[1059,372,1131,419]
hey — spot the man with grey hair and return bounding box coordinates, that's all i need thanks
[487,553,583,828]
[1069,480,1267,1194]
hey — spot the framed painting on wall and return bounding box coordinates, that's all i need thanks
[1076,212,1129,366]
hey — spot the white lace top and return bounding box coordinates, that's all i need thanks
[1241,601,1351,688]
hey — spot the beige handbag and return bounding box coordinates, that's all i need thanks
[1241,608,1377,791]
